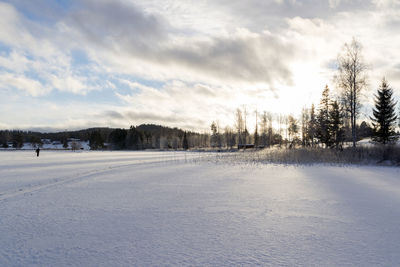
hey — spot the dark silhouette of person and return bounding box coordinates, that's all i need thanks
[35,148,40,157]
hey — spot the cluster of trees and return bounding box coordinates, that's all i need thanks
[209,39,399,149]
[298,85,345,148]
[94,124,207,150]
[210,78,397,151]
[0,124,209,150]
[209,109,281,149]
[302,39,398,147]
[0,130,26,148]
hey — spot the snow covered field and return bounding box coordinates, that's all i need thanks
[1,151,400,266]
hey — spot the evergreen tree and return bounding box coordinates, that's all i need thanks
[210,121,218,147]
[109,128,127,149]
[63,139,68,149]
[89,131,104,150]
[224,126,236,149]
[126,126,143,150]
[288,115,298,145]
[301,107,309,147]
[358,121,373,139]
[308,104,317,147]
[0,131,8,148]
[260,111,273,147]
[260,112,268,147]
[254,111,259,148]
[267,113,273,147]
[30,136,43,148]
[143,131,152,148]
[254,128,259,148]
[316,85,332,147]
[370,78,398,144]
[329,100,344,148]
[235,108,244,145]
[12,132,24,148]
[182,131,189,150]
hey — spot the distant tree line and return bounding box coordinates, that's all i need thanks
[0,124,210,150]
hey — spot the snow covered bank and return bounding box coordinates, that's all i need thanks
[1,151,400,266]
[214,146,400,166]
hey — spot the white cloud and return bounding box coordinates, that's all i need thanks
[48,73,92,95]
[0,2,98,96]
[329,0,341,8]
[0,50,31,73]
[0,73,49,96]
[119,79,157,93]
[62,1,295,88]
[373,0,400,8]
[0,0,400,131]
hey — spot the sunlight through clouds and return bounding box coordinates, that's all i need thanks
[0,0,399,131]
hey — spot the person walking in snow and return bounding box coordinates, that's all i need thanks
[35,147,40,157]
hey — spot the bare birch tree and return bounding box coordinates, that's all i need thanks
[235,108,244,145]
[260,111,268,147]
[336,38,367,148]
[301,107,309,147]
[243,106,248,144]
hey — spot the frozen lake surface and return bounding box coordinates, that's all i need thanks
[1,150,400,266]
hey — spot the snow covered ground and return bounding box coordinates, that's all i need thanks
[1,151,400,266]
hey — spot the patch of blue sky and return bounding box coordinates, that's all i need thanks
[0,42,12,56]
[23,69,47,84]
[70,49,90,66]
[0,66,9,74]
[53,0,73,9]
[325,59,338,70]
[24,53,35,61]
[5,0,73,25]
[86,88,124,105]
[107,79,134,95]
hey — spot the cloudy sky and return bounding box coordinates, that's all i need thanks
[0,0,399,132]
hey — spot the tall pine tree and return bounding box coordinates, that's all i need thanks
[254,110,259,148]
[308,104,317,147]
[370,78,398,144]
[317,85,332,147]
[329,100,344,148]
[182,131,189,150]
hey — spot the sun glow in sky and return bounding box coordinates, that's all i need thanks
[0,0,399,132]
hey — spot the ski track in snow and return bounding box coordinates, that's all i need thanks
[0,151,205,202]
[0,150,400,266]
